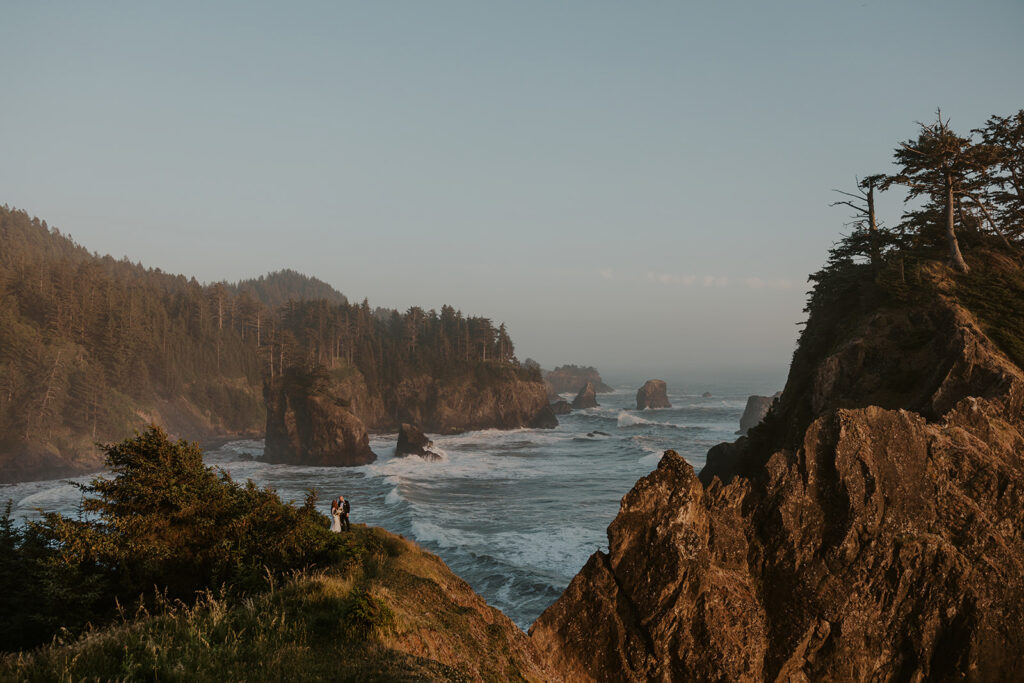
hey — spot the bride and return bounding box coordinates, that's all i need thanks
[330,499,342,533]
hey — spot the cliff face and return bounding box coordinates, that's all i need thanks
[263,371,376,466]
[387,372,555,434]
[265,365,555,465]
[531,262,1024,681]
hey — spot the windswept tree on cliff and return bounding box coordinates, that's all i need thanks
[830,174,889,268]
[976,110,1024,240]
[882,111,995,273]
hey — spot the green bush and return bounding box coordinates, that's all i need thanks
[1,426,340,652]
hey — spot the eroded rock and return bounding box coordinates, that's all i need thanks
[635,379,671,410]
[572,382,599,409]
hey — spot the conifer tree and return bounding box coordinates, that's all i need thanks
[882,111,993,273]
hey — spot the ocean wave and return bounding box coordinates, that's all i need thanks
[385,486,404,505]
[616,411,681,428]
[410,520,602,575]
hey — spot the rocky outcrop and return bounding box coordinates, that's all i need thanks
[702,391,713,398]
[571,382,599,409]
[263,370,376,466]
[278,365,556,439]
[531,262,1024,681]
[389,373,557,434]
[737,393,779,435]
[635,379,671,410]
[529,404,560,429]
[395,423,440,460]
[550,400,572,415]
[544,365,613,394]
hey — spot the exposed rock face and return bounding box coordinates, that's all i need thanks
[635,379,671,410]
[263,371,376,466]
[544,365,613,394]
[279,366,556,438]
[550,399,572,415]
[737,393,778,435]
[531,264,1024,681]
[702,391,713,398]
[395,423,440,460]
[571,382,599,409]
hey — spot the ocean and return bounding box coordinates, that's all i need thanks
[1,382,769,631]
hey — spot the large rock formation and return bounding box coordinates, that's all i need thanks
[268,366,557,453]
[530,260,1024,680]
[635,379,671,410]
[395,423,440,460]
[544,365,614,394]
[571,382,599,409]
[388,373,557,434]
[263,369,376,466]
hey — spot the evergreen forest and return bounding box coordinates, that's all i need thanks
[0,208,530,481]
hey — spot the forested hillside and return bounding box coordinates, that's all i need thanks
[0,206,535,481]
[232,269,348,308]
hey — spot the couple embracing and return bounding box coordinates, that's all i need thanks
[330,495,351,532]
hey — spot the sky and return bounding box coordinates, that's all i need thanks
[2,1,1022,388]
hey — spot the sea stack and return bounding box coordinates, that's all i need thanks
[571,382,599,409]
[395,423,440,460]
[737,393,779,434]
[636,379,671,410]
[264,382,376,467]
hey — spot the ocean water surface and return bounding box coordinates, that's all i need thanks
[1,384,762,630]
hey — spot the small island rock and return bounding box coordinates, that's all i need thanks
[636,379,672,410]
[701,391,713,398]
[396,423,441,460]
[737,392,780,435]
[571,382,599,409]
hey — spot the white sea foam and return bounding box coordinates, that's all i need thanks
[617,411,654,427]
[385,486,404,505]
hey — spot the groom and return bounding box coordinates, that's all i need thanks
[339,495,351,531]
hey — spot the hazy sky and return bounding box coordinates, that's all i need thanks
[3,1,1022,387]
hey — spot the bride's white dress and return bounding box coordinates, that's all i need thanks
[330,508,342,532]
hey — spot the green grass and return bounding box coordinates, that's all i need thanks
[955,251,1024,372]
[1,526,543,682]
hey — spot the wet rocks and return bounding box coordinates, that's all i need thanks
[635,379,671,410]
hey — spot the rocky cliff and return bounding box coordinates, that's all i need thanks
[530,258,1024,681]
[263,369,376,466]
[264,364,556,465]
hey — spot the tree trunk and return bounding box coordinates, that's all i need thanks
[867,184,880,268]
[945,172,970,273]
